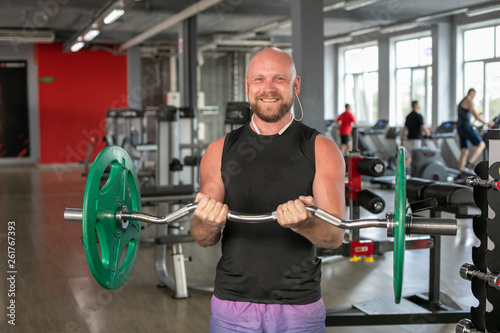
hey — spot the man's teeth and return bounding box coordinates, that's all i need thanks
[261,99,278,102]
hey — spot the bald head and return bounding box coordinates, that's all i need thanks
[247,47,297,80]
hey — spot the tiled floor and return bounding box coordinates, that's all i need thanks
[0,165,480,332]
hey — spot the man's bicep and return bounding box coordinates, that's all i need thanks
[199,137,226,202]
[313,136,346,218]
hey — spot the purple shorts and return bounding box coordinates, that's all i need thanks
[209,296,326,333]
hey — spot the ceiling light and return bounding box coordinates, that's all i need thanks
[344,0,380,11]
[324,1,345,12]
[466,2,500,17]
[324,35,353,45]
[70,42,85,52]
[0,29,55,43]
[380,21,418,34]
[83,29,100,42]
[64,1,136,52]
[350,26,380,36]
[415,8,468,23]
[103,9,125,24]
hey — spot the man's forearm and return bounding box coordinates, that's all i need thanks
[190,217,222,247]
[292,216,344,249]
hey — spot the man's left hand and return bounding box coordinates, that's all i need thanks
[277,196,315,230]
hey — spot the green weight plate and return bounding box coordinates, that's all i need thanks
[393,147,406,303]
[82,146,141,289]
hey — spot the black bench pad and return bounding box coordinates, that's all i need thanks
[155,234,196,245]
[141,184,194,197]
[422,183,474,206]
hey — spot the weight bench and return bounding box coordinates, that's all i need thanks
[407,178,476,218]
[140,184,212,298]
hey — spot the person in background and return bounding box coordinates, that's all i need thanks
[190,47,345,333]
[456,88,494,172]
[400,100,431,167]
[336,104,357,155]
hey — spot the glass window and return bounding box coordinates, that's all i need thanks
[462,24,500,120]
[464,61,485,115]
[396,39,419,68]
[419,37,432,66]
[342,45,379,124]
[345,49,364,74]
[396,69,411,124]
[485,62,500,120]
[394,36,432,126]
[464,27,494,61]
[345,46,378,73]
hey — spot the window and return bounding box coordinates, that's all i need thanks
[462,24,500,121]
[341,45,379,124]
[394,36,432,126]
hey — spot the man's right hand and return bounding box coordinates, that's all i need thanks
[193,193,228,228]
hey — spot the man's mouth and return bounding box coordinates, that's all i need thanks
[257,95,281,103]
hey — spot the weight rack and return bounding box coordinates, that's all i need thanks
[457,129,500,332]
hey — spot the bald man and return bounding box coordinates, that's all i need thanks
[190,47,345,333]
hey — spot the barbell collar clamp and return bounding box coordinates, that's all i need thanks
[64,207,83,222]
[386,214,457,237]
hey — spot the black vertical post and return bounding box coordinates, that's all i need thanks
[429,210,441,306]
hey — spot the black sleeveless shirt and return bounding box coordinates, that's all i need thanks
[215,120,321,304]
[457,99,471,129]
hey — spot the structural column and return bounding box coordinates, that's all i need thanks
[291,0,325,132]
[179,16,198,116]
[127,46,142,110]
[432,22,453,125]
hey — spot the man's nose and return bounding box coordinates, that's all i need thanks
[262,81,277,93]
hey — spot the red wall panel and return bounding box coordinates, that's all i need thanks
[36,43,128,164]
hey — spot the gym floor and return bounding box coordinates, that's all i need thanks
[0,165,478,333]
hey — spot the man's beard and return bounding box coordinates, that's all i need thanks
[249,94,294,123]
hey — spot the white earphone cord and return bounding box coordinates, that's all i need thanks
[294,93,304,121]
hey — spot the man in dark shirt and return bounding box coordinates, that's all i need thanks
[190,48,345,333]
[400,101,431,166]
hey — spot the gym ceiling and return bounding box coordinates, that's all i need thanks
[1,0,497,55]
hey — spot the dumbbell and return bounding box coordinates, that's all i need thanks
[459,263,500,290]
[456,319,484,333]
[466,176,500,190]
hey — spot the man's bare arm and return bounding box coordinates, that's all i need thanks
[190,137,227,247]
[276,135,345,249]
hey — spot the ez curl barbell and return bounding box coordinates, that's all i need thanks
[64,146,457,303]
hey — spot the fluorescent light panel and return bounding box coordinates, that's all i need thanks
[83,29,100,42]
[344,0,380,11]
[466,2,500,17]
[70,42,85,52]
[324,1,345,12]
[380,21,418,34]
[324,35,353,45]
[350,26,380,36]
[103,9,125,24]
[0,29,55,43]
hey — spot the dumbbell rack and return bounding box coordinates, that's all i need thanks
[457,129,500,332]
[325,128,468,327]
